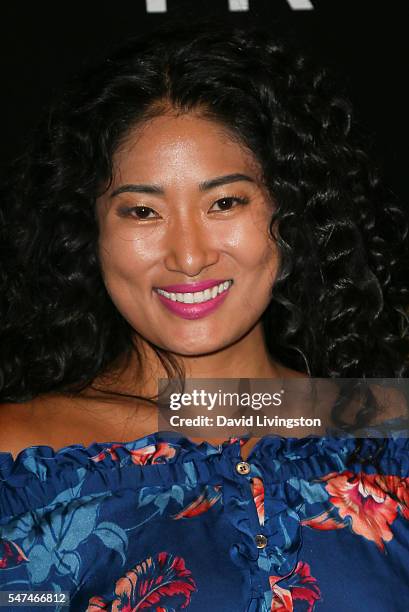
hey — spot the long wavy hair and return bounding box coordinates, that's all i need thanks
[1,22,408,463]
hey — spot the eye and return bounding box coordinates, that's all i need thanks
[116,196,250,220]
[210,196,249,212]
[118,206,159,220]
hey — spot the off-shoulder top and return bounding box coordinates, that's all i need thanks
[1,425,409,611]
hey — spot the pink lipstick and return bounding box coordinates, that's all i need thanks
[153,279,233,320]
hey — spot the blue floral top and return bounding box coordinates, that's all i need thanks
[1,427,409,611]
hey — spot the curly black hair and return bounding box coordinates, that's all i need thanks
[1,22,408,453]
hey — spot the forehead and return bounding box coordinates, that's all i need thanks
[112,112,261,181]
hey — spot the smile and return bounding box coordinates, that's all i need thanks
[153,280,233,320]
[156,280,233,303]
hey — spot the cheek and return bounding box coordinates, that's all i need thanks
[98,228,156,284]
[236,221,278,273]
[247,243,279,306]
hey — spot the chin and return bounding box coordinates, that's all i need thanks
[165,342,223,357]
[158,333,232,357]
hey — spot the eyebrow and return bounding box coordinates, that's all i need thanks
[110,173,255,198]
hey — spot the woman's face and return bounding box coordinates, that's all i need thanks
[96,112,279,356]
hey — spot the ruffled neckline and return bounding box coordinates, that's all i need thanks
[1,417,408,481]
[0,430,244,481]
[1,421,409,522]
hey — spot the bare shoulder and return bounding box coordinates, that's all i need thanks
[0,391,158,460]
[0,399,39,458]
[326,381,408,427]
[369,383,408,422]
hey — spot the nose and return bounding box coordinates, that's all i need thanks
[163,215,219,276]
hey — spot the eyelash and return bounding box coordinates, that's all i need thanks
[118,196,250,221]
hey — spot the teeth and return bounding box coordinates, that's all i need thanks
[156,281,233,304]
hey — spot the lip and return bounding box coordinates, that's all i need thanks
[154,279,230,293]
[154,281,233,320]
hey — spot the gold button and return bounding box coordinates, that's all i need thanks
[235,461,251,475]
[255,534,267,549]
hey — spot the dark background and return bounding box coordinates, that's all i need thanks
[1,0,407,203]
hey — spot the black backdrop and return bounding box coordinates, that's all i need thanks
[1,0,407,203]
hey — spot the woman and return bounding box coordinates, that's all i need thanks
[0,22,408,611]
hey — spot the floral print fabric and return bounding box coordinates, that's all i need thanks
[1,429,409,611]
